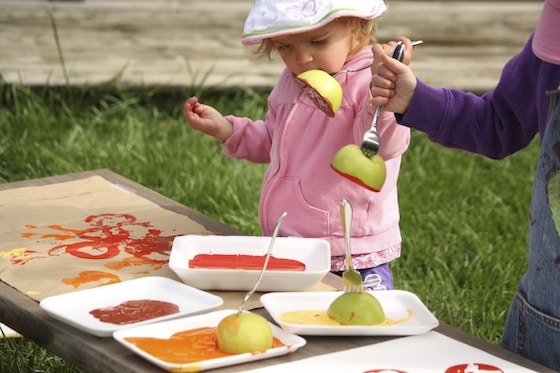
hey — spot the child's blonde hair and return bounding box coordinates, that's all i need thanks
[251,17,377,60]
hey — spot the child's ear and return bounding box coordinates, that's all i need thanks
[346,17,361,29]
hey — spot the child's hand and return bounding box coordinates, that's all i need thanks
[369,43,418,115]
[183,97,233,142]
[377,38,416,66]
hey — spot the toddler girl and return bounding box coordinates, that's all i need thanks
[183,0,411,290]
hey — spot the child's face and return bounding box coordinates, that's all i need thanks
[271,18,358,76]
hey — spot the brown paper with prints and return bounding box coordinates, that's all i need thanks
[0,176,213,301]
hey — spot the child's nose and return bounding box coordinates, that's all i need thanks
[295,48,313,64]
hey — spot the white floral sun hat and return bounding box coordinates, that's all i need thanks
[242,0,387,46]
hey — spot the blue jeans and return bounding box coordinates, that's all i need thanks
[501,88,560,371]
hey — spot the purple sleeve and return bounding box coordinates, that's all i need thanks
[398,35,560,159]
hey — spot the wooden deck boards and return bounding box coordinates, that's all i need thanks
[0,0,543,92]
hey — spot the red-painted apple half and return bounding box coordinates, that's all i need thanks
[296,69,343,117]
[331,144,387,192]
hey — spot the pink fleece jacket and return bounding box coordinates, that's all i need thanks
[223,47,410,258]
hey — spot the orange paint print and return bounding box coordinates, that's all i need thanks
[105,256,161,273]
[62,271,121,288]
[22,224,86,240]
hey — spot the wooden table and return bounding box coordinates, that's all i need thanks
[0,169,554,373]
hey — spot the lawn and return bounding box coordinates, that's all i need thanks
[0,79,539,371]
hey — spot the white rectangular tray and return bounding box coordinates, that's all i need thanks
[261,290,439,336]
[39,276,223,337]
[169,234,330,291]
[113,309,307,371]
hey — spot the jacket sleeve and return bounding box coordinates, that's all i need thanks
[222,88,280,164]
[222,115,273,163]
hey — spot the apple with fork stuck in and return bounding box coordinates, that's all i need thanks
[330,144,386,192]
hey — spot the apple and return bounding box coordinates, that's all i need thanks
[331,144,386,192]
[216,311,273,354]
[327,291,385,325]
[296,69,342,117]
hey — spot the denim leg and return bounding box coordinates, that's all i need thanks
[501,89,560,371]
[502,290,560,370]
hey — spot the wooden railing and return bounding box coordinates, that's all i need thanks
[0,0,543,93]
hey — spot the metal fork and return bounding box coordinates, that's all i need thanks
[238,211,287,314]
[340,199,363,292]
[360,40,422,158]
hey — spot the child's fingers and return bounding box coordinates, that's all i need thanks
[371,43,386,75]
[369,95,389,107]
[371,72,395,90]
[379,51,409,75]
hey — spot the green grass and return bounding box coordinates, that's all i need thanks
[0,79,539,371]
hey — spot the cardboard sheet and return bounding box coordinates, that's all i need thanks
[0,176,212,300]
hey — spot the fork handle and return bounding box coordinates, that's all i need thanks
[370,105,382,131]
[340,199,353,268]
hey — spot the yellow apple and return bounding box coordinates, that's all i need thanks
[216,311,273,354]
[296,69,342,117]
[331,144,386,192]
[327,291,385,325]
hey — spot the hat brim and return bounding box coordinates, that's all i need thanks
[532,0,560,64]
[242,3,387,46]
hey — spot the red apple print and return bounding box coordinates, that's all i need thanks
[20,213,179,263]
[445,363,504,373]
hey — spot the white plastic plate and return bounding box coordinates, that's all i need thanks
[113,309,307,371]
[39,276,223,337]
[261,290,439,336]
[169,235,331,291]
